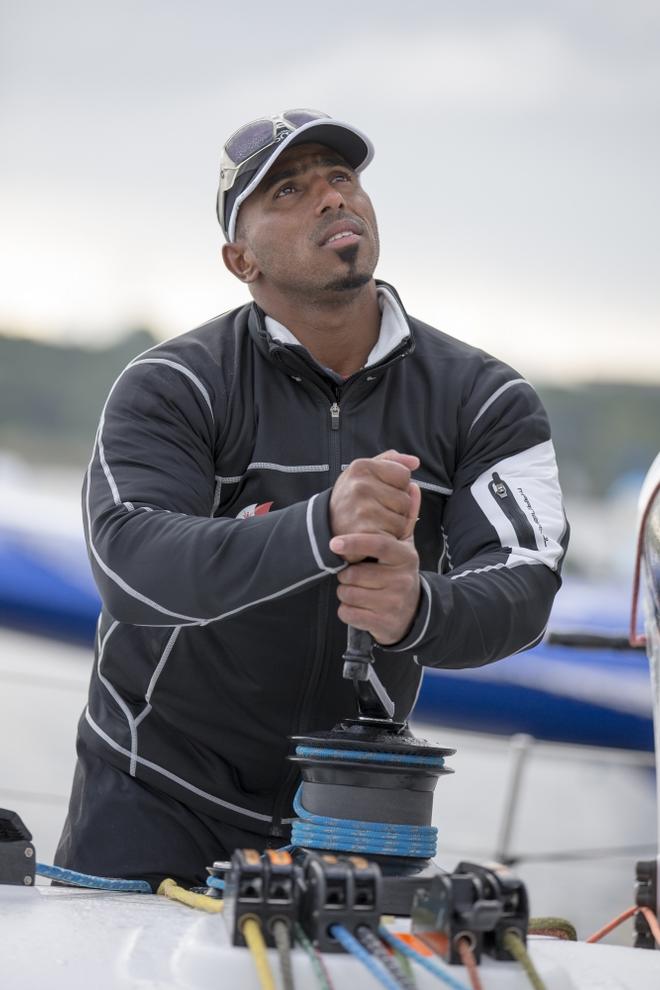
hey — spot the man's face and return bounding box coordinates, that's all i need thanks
[234,142,380,300]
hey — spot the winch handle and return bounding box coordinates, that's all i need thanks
[345,626,375,665]
[342,626,395,720]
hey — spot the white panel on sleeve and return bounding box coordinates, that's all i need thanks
[470,440,566,571]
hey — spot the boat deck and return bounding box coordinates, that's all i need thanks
[2,884,659,989]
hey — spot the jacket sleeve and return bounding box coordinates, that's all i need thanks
[377,361,569,668]
[83,358,344,626]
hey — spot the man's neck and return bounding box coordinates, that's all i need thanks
[254,281,381,378]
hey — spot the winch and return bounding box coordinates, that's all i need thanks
[287,625,455,915]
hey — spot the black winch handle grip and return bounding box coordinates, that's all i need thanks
[342,626,395,720]
[345,626,376,665]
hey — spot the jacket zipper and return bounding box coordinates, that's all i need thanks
[270,390,344,837]
[329,399,341,470]
[489,472,537,551]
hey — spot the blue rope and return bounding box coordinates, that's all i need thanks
[330,924,404,990]
[290,787,437,858]
[296,746,445,769]
[36,863,152,893]
[378,926,471,990]
[206,875,225,891]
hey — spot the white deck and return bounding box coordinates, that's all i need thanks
[2,884,659,989]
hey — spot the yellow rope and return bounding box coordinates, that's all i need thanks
[241,916,277,990]
[503,931,547,990]
[157,878,224,913]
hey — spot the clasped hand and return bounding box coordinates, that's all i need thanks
[329,450,421,645]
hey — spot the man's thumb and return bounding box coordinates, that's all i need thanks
[375,449,420,471]
[402,482,422,541]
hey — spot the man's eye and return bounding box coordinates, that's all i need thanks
[331,172,351,183]
[275,184,296,198]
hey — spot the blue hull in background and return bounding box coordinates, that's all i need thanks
[0,523,652,751]
[415,643,652,752]
[0,526,100,645]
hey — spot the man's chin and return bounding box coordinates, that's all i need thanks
[323,271,373,293]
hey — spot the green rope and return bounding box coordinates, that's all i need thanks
[503,931,547,990]
[293,922,335,990]
[529,916,577,941]
[392,946,417,988]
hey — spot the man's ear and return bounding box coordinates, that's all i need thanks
[222,241,260,283]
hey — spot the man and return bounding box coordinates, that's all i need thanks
[56,109,568,889]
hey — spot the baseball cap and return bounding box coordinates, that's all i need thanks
[217,109,375,241]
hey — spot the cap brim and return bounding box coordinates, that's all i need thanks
[223,117,374,241]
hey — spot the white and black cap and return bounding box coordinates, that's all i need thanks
[217,112,374,242]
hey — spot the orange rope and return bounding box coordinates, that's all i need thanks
[639,906,660,947]
[392,932,434,956]
[418,930,450,957]
[586,906,637,943]
[456,937,484,990]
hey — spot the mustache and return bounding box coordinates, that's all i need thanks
[313,212,365,241]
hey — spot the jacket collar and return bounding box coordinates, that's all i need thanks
[247,279,415,390]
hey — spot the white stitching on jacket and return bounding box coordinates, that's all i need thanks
[468,378,530,436]
[84,708,274,822]
[380,574,432,653]
[134,626,183,730]
[95,619,140,776]
[305,494,344,574]
[215,463,329,484]
[131,358,214,419]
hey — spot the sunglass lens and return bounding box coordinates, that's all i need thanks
[225,119,276,166]
[283,110,328,127]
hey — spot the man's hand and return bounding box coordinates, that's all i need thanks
[330,482,421,645]
[329,450,420,543]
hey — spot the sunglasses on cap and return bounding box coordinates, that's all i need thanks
[217,110,330,237]
[216,109,374,241]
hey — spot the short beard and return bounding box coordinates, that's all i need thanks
[323,242,373,293]
[323,270,373,292]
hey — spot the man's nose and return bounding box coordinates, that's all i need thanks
[314,177,345,214]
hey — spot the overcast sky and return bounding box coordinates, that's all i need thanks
[1,0,659,383]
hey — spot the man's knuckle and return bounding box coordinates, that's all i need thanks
[351,459,371,478]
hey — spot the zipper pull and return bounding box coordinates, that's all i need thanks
[491,472,507,498]
[330,402,340,430]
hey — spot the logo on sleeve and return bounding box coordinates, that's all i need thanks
[236,501,274,519]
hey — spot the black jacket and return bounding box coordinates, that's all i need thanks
[79,281,568,837]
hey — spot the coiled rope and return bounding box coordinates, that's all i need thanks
[294,746,445,769]
[290,745,441,857]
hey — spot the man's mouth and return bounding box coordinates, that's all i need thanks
[325,230,359,245]
[319,219,364,248]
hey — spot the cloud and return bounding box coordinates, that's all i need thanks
[226,22,660,119]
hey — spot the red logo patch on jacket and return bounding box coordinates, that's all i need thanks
[236,501,273,519]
